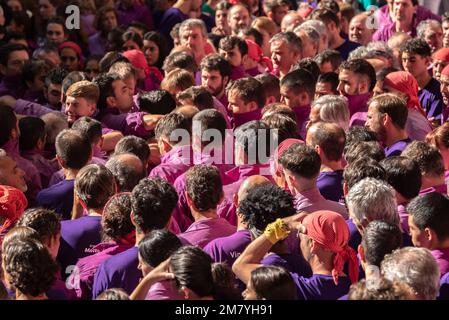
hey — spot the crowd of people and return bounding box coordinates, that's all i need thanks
[0,0,449,301]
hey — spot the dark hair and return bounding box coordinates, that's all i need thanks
[101,193,134,242]
[177,86,214,111]
[235,120,274,162]
[238,184,296,232]
[75,164,116,209]
[192,109,227,145]
[226,77,266,109]
[376,67,399,82]
[200,53,232,79]
[107,26,126,51]
[280,68,315,98]
[71,116,102,145]
[19,117,46,151]
[94,6,118,33]
[45,67,68,87]
[106,154,146,192]
[3,238,58,297]
[98,51,129,73]
[400,38,432,57]
[122,30,143,50]
[345,141,385,165]
[0,105,17,147]
[240,27,263,48]
[250,265,297,300]
[131,177,178,233]
[22,59,52,86]
[96,288,130,300]
[262,113,299,143]
[138,229,182,267]
[163,51,197,74]
[93,72,121,109]
[279,143,321,179]
[155,113,190,144]
[143,31,169,69]
[361,220,402,267]
[343,158,387,190]
[62,71,87,95]
[314,49,342,72]
[138,90,177,114]
[369,93,408,129]
[317,72,339,93]
[219,35,248,56]
[380,156,422,200]
[308,122,345,161]
[255,73,280,101]
[339,59,376,91]
[170,246,238,299]
[0,43,27,66]
[55,129,91,169]
[344,125,377,155]
[186,165,223,212]
[114,136,150,165]
[407,193,449,240]
[291,58,321,83]
[6,11,32,37]
[46,16,66,31]
[17,208,61,241]
[402,141,445,177]
[311,8,340,28]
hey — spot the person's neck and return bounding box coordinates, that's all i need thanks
[421,175,446,190]
[88,208,103,217]
[395,20,413,33]
[279,66,292,79]
[64,168,79,180]
[216,90,225,100]
[15,291,48,300]
[293,180,317,194]
[309,255,334,276]
[191,208,218,222]
[431,238,449,251]
[385,127,409,148]
[244,59,258,70]
[173,0,190,15]
[329,32,345,50]
[135,230,146,246]
[415,70,432,89]
[320,160,343,172]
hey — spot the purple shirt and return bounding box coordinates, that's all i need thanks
[317,170,344,203]
[230,65,248,81]
[346,92,370,116]
[21,150,59,189]
[58,216,102,279]
[291,105,310,140]
[146,280,183,300]
[406,108,433,142]
[159,8,188,48]
[204,229,252,267]
[335,39,360,61]
[117,2,154,32]
[70,241,133,300]
[432,248,449,276]
[347,218,361,251]
[92,246,140,298]
[13,99,55,117]
[419,78,444,121]
[37,180,74,220]
[0,75,25,99]
[438,272,449,300]
[149,145,193,185]
[178,217,236,248]
[294,188,348,219]
[97,108,150,137]
[213,97,232,129]
[232,108,262,129]
[291,273,351,300]
[376,4,441,28]
[262,252,312,278]
[385,137,412,157]
[419,184,448,195]
[88,32,107,56]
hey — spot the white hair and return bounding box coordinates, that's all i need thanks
[179,18,207,37]
[301,19,327,37]
[294,25,320,48]
[417,19,442,39]
[346,177,399,226]
[311,95,350,132]
[381,247,440,300]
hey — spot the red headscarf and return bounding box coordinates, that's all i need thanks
[0,185,28,236]
[271,138,303,176]
[383,71,426,116]
[245,39,273,72]
[122,49,150,77]
[59,41,85,69]
[433,48,449,62]
[441,64,449,77]
[301,210,359,285]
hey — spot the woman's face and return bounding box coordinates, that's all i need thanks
[137,254,153,277]
[102,11,118,32]
[215,9,229,30]
[84,59,99,80]
[143,40,160,66]
[122,39,140,51]
[60,47,79,72]
[242,279,258,300]
[39,0,56,20]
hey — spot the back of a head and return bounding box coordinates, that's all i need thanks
[307,122,346,162]
[361,220,403,267]
[185,165,223,212]
[114,136,150,165]
[343,157,387,190]
[192,109,227,146]
[71,116,102,145]
[348,277,414,300]
[291,58,321,83]
[311,95,350,131]
[345,125,377,147]
[105,153,146,192]
[402,141,445,178]
[346,177,398,228]
[255,73,280,102]
[380,156,422,201]
[101,193,134,242]
[280,68,315,99]
[138,90,177,115]
[55,129,91,170]
[279,143,321,179]
[131,177,178,233]
[250,265,298,300]
[161,68,196,94]
[314,49,342,71]
[369,93,408,129]
[163,51,197,75]
[138,229,182,268]
[226,77,266,109]
[235,120,273,164]
[18,117,46,151]
[238,183,296,234]
[75,164,116,210]
[17,208,61,242]
[381,247,440,300]
[40,112,68,148]
[262,113,299,144]
[0,105,17,147]
[155,113,190,146]
[96,288,130,300]
[344,141,385,165]
[177,86,214,111]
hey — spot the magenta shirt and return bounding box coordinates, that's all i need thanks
[432,248,449,277]
[232,108,262,129]
[291,105,310,139]
[145,280,183,300]
[178,217,236,248]
[149,145,193,185]
[21,150,59,189]
[294,188,348,219]
[97,108,150,137]
[419,184,448,196]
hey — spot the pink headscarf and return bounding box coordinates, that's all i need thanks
[302,210,359,285]
[433,48,449,62]
[59,41,85,69]
[0,185,28,236]
[383,71,426,116]
[271,138,303,176]
[441,64,449,77]
[122,49,151,77]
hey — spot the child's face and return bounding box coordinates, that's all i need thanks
[219,46,244,67]
[64,96,96,125]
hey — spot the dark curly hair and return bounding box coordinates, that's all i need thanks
[17,208,61,241]
[3,238,58,297]
[238,184,296,232]
[185,165,223,212]
[131,177,178,233]
[101,193,134,242]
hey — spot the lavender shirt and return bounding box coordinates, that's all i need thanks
[57,216,102,279]
[149,145,193,185]
[438,272,449,300]
[88,32,107,56]
[13,99,55,117]
[178,217,236,249]
[376,4,441,28]
[294,188,348,219]
[317,170,344,202]
[146,280,183,300]
[0,76,25,99]
[204,229,252,267]
[92,246,140,298]
[385,138,412,157]
[97,108,150,137]
[292,273,351,300]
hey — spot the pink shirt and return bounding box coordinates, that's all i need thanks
[178,217,236,248]
[294,188,348,219]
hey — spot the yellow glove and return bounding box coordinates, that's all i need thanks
[264,218,291,244]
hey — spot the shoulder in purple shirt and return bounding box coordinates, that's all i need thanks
[432,248,449,277]
[262,252,312,278]
[317,170,344,202]
[292,273,351,300]
[204,229,252,267]
[385,137,412,157]
[37,179,74,220]
[178,217,236,248]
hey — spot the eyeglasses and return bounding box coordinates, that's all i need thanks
[61,56,77,62]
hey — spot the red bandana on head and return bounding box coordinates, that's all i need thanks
[0,185,27,236]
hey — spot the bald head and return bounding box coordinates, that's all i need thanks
[105,153,146,192]
[281,12,303,32]
[349,13,374,46]
[237,175,271,202]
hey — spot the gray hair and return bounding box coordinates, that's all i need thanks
[301,19,327,38]
[417,19,442,39]
[179,18,207,37]
[346,177,399,226]
[270,32,302,52]
[381,247,440,300]
[348,46,368,60]
[294,25,320,49]
[311,95,350,131]
[366,41,394,60]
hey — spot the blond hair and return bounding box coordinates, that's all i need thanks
[66,80,100,104]
[161,68,195,95]
[109,61,137,80]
